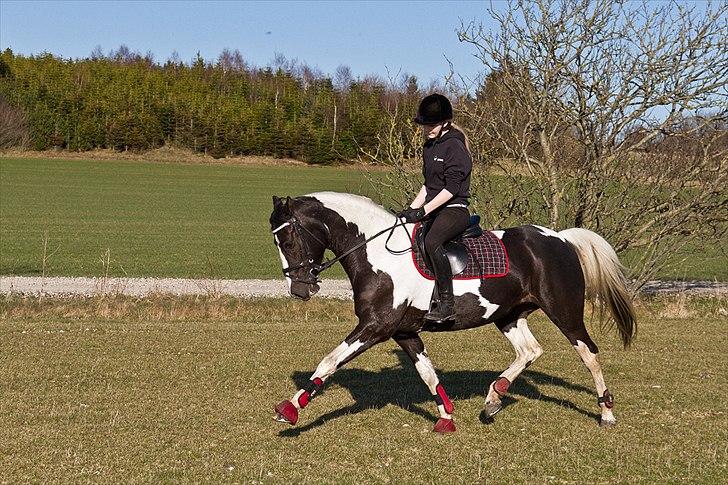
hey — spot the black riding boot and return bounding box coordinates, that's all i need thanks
[424,246,455,323]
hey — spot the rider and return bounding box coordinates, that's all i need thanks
[398,93,472,323]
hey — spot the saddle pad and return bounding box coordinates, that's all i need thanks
[411,223,509,280]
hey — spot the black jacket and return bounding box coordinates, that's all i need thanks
[422,129,472,206]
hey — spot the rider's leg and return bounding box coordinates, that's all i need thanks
[423,207,469,322]
[274,320,389,424]
[393,332,456,432]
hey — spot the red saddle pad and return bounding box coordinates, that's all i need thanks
[411,223,509,280]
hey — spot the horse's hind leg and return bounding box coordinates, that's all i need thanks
[572,337,616,426]
[484,313,543,418]
[541,302,617,427]
[393,332,456,433]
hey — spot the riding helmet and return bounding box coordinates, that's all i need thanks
[413,93,453,125]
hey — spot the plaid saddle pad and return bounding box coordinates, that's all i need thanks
[411,223,509,280]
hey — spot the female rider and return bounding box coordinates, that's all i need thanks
[398,93,472,323]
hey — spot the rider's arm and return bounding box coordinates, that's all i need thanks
[409,185,427,209]
[424,189,454,214]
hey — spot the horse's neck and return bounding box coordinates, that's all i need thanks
[313,192,410,277]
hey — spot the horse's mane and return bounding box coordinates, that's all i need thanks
[305,191,393,228]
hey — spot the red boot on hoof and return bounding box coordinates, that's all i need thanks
[433,418,456,433]
[274,400,298,425]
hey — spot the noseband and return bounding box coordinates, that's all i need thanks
[272,216,329,285]
[272,211,413,285]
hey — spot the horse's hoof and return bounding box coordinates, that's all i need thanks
[273,400,298,425]
[484,401,502,418]
[433,418,456,433]
[599,417,617,428]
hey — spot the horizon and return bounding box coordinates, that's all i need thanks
[0,0,498,87]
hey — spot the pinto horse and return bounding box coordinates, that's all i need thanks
[270,192,635,432]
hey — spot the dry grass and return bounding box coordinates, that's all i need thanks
[0,294,352,324]
[0,146,309,167]
[657,293,696,319]
[1,295,726,483]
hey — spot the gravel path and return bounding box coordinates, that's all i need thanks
[0,276,353,299]
[1,276,725,298]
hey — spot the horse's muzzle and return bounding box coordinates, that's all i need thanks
[290,281,320,300]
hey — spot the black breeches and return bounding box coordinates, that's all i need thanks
[423,206,470,258]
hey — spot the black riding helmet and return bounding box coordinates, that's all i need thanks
[413,93,453,125]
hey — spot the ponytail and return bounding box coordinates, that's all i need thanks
[425,121,472,155]
[450,122,472,155]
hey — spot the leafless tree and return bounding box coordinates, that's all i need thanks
[447,0,728,289]
[360,108,424,209]
[90,45,104,60]
[334,64,353,91]
[0,95,30,149]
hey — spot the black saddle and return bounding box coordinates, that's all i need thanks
[415,215,483,276]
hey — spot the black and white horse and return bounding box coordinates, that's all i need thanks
[270,192,635,432]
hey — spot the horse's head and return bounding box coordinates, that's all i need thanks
[270,195,329,300]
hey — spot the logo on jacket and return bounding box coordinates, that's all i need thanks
[434,157,444,162]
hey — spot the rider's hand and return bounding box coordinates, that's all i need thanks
[397,207,426,223]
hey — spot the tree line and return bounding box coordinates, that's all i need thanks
[0,47,424,163]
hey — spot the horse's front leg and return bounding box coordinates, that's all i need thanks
[393,332,456,433]
[274,321,387,425]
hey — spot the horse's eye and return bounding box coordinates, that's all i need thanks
[282,240,294,251]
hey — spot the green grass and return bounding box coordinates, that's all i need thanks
[1,156,725,280]
[0,157,376,279]
[1,295,726,483]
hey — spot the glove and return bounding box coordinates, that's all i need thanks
[397,207,426,223]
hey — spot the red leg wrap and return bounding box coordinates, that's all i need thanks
[433,418,456,433]
[297,391,310,409]
[435,384,454,414]
[274,400,298,425]
[494,377,511,396]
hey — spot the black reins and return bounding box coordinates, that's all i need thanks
[272,212,413,283]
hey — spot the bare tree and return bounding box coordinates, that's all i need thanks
[90,45,104,60]
[0,95,30,149]
[334,64,353,91]
[446,0,728,289]
[360,107,424,210]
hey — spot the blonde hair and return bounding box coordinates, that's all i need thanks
[450,122,472,154]
[424,121,473,155]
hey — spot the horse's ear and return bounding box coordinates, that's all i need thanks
[272,195,282,207]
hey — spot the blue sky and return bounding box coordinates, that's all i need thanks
[0,0,498,85]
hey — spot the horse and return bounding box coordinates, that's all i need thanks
[269,192,635,433]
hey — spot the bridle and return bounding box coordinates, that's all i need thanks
[272,215,329,285]
[272,211,413,285]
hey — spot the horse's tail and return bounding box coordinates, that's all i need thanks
[559,228,636,349]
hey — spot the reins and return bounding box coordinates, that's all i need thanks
[315,214,413,275]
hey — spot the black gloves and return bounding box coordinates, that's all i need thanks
[397,207,426,223]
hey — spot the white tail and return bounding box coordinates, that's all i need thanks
[559,228,636,348]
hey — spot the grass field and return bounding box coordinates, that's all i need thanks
[1,295,726,483]
[0,157,375,279]
[1,156,726,281]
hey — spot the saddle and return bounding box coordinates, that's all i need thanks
[412,215,509,280]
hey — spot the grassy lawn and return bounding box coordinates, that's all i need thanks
[1,295,725,483]
[1,156,725,280]
[0,157,374,279]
